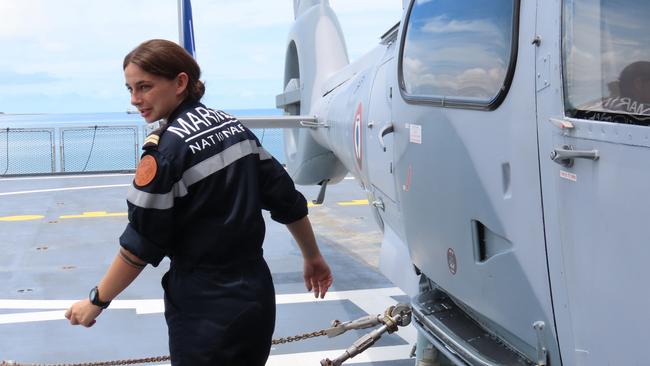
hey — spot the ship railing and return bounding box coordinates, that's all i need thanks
[0,124,284,177]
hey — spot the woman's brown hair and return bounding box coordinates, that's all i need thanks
[123,39,205,102]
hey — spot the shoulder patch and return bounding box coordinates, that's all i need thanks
[134,155,158,187]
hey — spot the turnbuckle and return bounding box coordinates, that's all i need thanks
[320,304,412,366]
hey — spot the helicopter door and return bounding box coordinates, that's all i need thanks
[366,54,398,204]
[392,0,559,362]
[537,1,650,364]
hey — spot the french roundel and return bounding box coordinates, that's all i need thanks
[353,103,363,169]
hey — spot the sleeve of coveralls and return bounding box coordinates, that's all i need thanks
[119,150,178,267]
[258,152,308,224]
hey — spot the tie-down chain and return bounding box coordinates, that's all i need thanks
[1,304,412,366]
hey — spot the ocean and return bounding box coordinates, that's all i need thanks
[0,108,286,175]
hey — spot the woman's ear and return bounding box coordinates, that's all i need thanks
[175,72,189,96]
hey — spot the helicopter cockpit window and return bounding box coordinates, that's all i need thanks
[399,0,516,108]
[564,0,650,125]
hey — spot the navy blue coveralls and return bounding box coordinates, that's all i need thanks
[119,100,308,365]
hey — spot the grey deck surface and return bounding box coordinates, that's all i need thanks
[0,173,415,365]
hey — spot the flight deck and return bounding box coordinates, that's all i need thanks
[0,173,415,365]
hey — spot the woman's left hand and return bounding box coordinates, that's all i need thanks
[65,299,102,327]
[303,255,333,299]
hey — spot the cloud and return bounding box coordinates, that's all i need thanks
[420,15,504,47]
[196,1,293,28]
[0,1,176,42]
[330,0,402,14]
[0,71,59,85]
[0,0,403,113]
[403,56,506,98]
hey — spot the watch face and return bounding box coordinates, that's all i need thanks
[89,286,109,308]
[89,287,98,301]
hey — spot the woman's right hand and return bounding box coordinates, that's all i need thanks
[65,299,102,328]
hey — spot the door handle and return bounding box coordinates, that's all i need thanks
[378,123,394,152]
[550,145,599,167]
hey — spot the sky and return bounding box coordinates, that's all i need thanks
[0,0,403,114]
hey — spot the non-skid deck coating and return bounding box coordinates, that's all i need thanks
[0,173,416,365]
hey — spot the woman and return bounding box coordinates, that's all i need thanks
[65,39,334,366]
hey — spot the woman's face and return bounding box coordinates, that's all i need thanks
[124,63,187,123]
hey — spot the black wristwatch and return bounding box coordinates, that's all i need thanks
[89,286,111,309]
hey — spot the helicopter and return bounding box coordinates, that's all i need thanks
[251,0,650,365]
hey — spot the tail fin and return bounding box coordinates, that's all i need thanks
[293,0,327,19]
[280,0,350,185]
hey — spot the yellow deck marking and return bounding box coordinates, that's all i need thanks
[0,215,45,222]
[59,211,127,219]
[337,199,369,206]
[3,200,363,222]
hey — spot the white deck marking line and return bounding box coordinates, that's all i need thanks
[0,173,134,181]
[1,288,415,362]
[0,287,416,344]
[0,310,68,324]
[147,345,414,366]
[0,184,131,196]
[0,299,163,314]
[0,288,405,315]
[269,345,413,365]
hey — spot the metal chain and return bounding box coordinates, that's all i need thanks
[1,328,329,366]
[0,355,170,366]
[271,329,327,345]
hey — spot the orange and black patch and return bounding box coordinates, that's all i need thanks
[134,155,158,187]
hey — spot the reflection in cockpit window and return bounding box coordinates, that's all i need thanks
[400,0,514,103]
[564,0,650,125]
